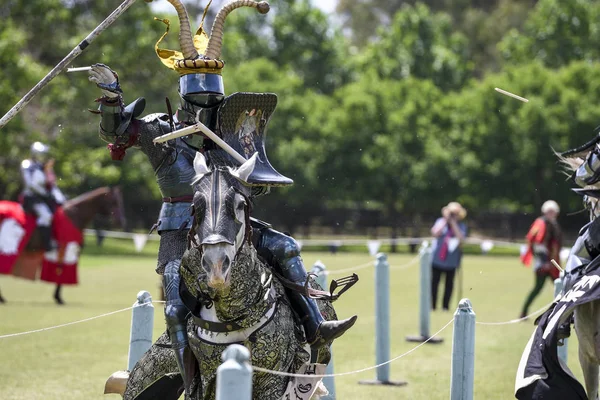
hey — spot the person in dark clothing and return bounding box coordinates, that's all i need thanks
[520,200,563,318]
[430,202,468,311]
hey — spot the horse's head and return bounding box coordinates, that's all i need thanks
[62,186,126,231]
[189,153,258,290]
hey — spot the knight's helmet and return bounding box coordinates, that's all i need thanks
[30,141,50,163]
[156,0,293,188]
[156,0,268,124]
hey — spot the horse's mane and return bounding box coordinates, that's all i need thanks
[64,187,112,209]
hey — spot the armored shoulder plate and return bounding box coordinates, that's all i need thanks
[215,92,293,187]
[21,159,33,170]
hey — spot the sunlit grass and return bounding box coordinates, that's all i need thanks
[0,251,581,399]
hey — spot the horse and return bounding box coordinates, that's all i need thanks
[113,154,342,400]
[0,186,125,304]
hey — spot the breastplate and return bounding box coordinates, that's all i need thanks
[155,138,196,198]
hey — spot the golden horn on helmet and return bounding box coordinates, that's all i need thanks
[166,0,199,60]
[205,1,270,60]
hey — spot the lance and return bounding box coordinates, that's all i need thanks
[154,120,248,165]
[0,0,152,129]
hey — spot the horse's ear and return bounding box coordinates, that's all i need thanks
[192,152,211,184]
[229,153,258,184]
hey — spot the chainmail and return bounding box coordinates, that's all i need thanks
[156,230,189,275]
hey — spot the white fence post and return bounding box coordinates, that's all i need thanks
[127,290,154,371]
[450,298,475,400]
[407,241,443,344]
[359,253,407,387]
[311,260,335,399]
[554,275,568,363]
[216,344,253,400]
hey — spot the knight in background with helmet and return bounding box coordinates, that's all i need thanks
[87,1,355,396]
[21,142,66,251]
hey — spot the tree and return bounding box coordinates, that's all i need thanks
[360,3,473,91]
[500,0,600,68]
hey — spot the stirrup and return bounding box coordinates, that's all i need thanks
[305,273,359,301]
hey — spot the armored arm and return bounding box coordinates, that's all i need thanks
[89,64,146,159]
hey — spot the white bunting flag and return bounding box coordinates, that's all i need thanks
[367,240,381,256]
[133,233,148,253]
[480,240,494,254]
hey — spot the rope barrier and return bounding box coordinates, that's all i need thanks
[324,254,421,276]
[0,300,165,339]
[389,254,421,270]
[325,261,373,275]
[252,318,454,378]
[476,301,552,326]
[85,228,527,249]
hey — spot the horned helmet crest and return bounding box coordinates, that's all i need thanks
[156,0,270,75]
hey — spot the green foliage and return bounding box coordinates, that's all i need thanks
[500,0,600,68]
[361,3,474,90]
[4,0,600,233]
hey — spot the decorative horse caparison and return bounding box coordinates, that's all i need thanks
[0,186,125,304]
[115,154,348,400]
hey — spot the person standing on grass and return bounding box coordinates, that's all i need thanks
[519,200,563,318]
[430,202,468,311]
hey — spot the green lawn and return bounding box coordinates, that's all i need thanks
[0,250,583,400]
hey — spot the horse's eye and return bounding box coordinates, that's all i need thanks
[237,202,246,211]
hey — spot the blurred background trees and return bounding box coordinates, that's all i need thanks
[2,0,600,237]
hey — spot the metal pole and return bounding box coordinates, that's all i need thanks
[216,344,252,400]
[311,261,335,399]
[407,242,443,343]
[359,253,407,387]
[127,290,154,371]
[0,0,144,129]
[450,298,476,400]
[554,275,568,363]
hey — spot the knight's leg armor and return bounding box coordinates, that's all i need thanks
[33,202,54,251]
[157,229,193,397]
[163,259,193,396]
[255,227,357,348]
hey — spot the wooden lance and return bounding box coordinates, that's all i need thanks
[0,0,151,129]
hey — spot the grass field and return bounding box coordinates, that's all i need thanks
[0,247,584,400]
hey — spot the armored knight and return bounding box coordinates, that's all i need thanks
[88,0,355,396]
[555,130,600,339]
[20,141,66,251]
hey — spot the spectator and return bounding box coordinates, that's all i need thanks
[430,202,468,311]
[519,200,562,318]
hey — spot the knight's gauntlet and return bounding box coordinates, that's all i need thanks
[89,64,122,99]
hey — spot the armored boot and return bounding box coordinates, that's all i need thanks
[163,261,194,397]
[287,290,357,348]
[257,227,357,348]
